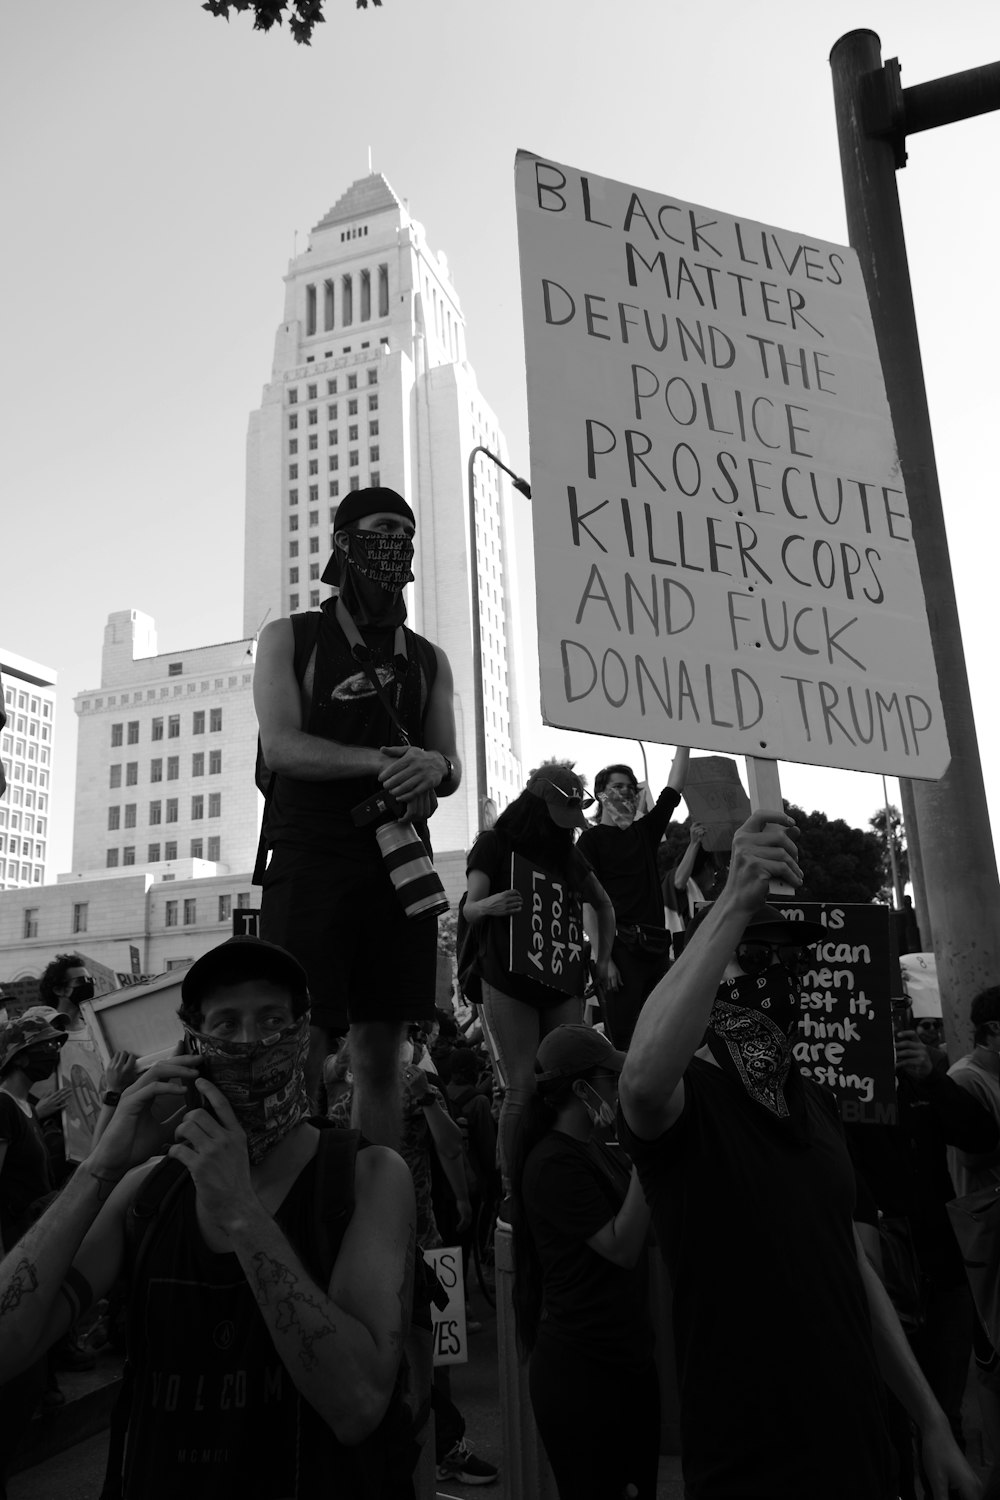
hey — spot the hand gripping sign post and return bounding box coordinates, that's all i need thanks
[514,152,949,804]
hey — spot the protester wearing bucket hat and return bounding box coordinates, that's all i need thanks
[0,932,419,1498]
[253,485,460,1150]
[463,764,616,1209]
[508,1022,659,1500]
[616,809,978,1500]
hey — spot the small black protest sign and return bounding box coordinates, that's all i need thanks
[779,900,897,1124]
[508,852,586,995]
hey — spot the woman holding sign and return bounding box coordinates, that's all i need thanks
[463,763,615,1211]
[510,1024,658,1500]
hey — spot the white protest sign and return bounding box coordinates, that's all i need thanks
[515,152,948,779]
[423,1246,468,1367]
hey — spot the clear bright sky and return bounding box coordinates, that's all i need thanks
[2,0,998,876]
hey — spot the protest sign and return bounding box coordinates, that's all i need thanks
[515,152,948,779]
[681,756,752,852]
[423,1245,468,1367]
[508,852,585,995]
[778,900,897,1123]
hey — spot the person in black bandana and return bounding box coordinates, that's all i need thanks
[254,487,461,1150]
[617,809,979,1500]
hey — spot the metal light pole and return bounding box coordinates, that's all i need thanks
[830,31,1000,1049]
[466,446,531,832]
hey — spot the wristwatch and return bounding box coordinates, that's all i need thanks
[438,753,455,788]
[102,1091,122,1108]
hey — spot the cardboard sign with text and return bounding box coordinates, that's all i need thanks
[515,151,948,779]
[423,1246,468,1366]
[681,756,752,853]
[508,853,586,995]
[779,901,897,1124]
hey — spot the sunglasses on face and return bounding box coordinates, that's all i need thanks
[735,940,811,976]
[540,780,595,811]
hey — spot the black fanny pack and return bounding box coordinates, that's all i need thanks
[615,923,671,958]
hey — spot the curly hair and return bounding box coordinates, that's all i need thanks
[39,953,84,1005]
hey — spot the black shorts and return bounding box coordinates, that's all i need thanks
[259,844,438,1034]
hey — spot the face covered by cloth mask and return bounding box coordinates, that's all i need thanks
[704,967,802,1121]
[69,978,95,1004]
[347,530,415,593]
[598,785,639,829]
[579,1080,616,1130]
[183,1014,310,1165]
[18,1047,61,1084]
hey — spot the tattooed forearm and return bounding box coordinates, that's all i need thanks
[250,1251,339,1373]
[0,1258,39,1317]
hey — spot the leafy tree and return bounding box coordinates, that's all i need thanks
[202,0,379,46]
[784,801,884,905]
[868,803,909,906]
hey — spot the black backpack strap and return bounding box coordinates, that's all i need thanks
[253,611,323,886]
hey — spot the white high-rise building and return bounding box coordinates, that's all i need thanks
[69,611,260,881]
[0,650,57,892]
[243,173,523,850]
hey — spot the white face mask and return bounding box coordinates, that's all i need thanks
[579,1080,616,1129]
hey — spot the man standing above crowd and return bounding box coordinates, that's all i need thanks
[0,936,417,1499]
[618,809,979,1500]
[254,487,460,1148]
[578,748,688,1047]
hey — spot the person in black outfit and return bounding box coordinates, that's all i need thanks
[577,748,689,1048]
[618,809,980,1500]
[464,764,616,1206]
[254,486,461,1149]
[0,937,418,1500]
[511,1024,658,1500]
[847,1022,999,1489]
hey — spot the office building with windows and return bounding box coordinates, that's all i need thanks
[0,650,57,892]
[69,610,260,881]
[243,173,524,848]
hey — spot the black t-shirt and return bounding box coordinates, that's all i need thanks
[0,1090,52,1245]
[522,1132,652,1368]
[577,786,681,928]
[466,830,593,1008]
[619,1058,894,1500]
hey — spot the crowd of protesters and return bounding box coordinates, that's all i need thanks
[0,490,997,1498]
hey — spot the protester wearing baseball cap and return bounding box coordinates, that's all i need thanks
[254,485,461,1150]
[617,809,979,1500]
[463,763,616,1208]
[0,931,420,1498]
[507,1022,658,1500]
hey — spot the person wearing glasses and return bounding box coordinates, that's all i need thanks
[463,764,615,1211]
[618,810,979,1500]
[510,1024,658,1500]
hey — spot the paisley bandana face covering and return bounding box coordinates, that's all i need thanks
[704,968,801,1119]
[598,785,639,829]
[183,1014,311,1164]
[347,530,415,592]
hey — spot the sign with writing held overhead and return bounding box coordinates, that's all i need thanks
[514,152,948,779]
[781,900,897,1124]
[508,853,586,995]
[681,755,752,853]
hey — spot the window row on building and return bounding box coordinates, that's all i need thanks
[110,750,222,788]
[20,888,251,941]
[106,834,223,868]
[108,794,222,829]
[110,709,223,748]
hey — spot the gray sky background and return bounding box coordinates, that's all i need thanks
[2,0,998,876]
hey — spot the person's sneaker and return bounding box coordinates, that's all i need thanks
[496,1195,512,1229]
[436,1438,499,1485]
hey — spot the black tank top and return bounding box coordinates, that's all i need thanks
[266,604,438,857]
[120,1156,384,1499]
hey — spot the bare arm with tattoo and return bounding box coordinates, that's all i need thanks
[0,1058,198,1378]
[171,1078,417,1445]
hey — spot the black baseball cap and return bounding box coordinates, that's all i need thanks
[180,937,310,1014]
[688,901,827,949]
[321,487,416,585]
[535,1024,625,1085]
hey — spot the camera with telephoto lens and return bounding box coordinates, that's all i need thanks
[351,789,449,920]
